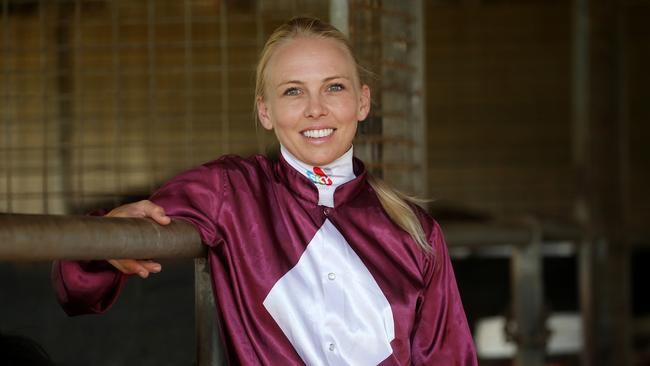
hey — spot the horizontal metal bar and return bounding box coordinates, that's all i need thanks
[537,219,583,242]
[0,213,204,261]
[442,219,582,249]
[0,214,581,261]
[441,222,534,248]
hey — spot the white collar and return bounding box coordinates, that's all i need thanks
[280,145,356,208]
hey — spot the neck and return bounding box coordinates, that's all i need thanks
[280,146,356,207]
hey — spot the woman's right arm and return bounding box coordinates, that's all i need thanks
[52,161,223,316]
[52,200,171,316]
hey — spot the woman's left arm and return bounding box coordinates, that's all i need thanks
[410,221,478,365]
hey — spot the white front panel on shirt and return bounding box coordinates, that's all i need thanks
[263,219,395,366]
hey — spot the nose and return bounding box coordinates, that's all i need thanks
[304,95,328,119]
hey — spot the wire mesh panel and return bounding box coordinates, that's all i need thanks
[0,0,333,214]
[0,0,426,215]
[1,2,65,214]
[0,0,427,215]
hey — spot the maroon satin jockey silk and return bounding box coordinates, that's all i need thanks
[52,154,478,365]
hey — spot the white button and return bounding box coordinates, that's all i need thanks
[328,343,336,351]
[327,272,336,280]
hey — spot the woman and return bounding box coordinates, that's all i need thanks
[53,17,477,365]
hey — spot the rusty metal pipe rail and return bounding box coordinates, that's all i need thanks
[0,213,204,261]
[0,214,579,260]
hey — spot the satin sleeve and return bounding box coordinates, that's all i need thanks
[52,259,127,316]
[149,161,224,247]
[51,207,127,316]
[410,221,478,365]
[52,162,224,316]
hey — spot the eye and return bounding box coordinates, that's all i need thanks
[283,87,301,96]
[327,83,345,92]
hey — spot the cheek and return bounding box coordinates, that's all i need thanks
[281,99,306,116]
[269,102,303,132]
[327,98,359,122]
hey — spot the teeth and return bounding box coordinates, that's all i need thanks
[302,128,334,138]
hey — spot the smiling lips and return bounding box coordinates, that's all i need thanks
[302,128,335,139]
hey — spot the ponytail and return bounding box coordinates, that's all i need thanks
[367,174,431,253]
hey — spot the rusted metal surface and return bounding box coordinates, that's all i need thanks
[0,213,204,261]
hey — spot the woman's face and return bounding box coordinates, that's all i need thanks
[256,36,370,166]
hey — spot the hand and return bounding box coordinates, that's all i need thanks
[105,200,170,278]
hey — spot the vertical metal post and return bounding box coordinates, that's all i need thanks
[110,2,123,208]
[146,0,157,193]
[380,1,407,190]
[511,220,545,366]
[572,0,594,364]
[411,0,427,198]
[1,0,10,212]
[573,0,631,363]
[55,2,74,213]
[219,2,230,155]
[329,0,349,36]
[253,1,267,154]
[579,235,596,366]
[72,0,84,212]
[183,1,194,167]
[195,257,225,365]
[39,1,49,213]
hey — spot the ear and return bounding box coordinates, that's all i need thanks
[256,96,274,130]
[357,84,371,121]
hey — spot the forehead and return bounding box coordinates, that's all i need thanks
[266,36,358,84]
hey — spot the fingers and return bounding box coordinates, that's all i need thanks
[141,260,162,274]
[108,259,162,279]
[104,200,168,279]
[106,200,171,225]
[149,204,171,225]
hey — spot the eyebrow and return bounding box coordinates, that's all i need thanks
[276,75,351,88]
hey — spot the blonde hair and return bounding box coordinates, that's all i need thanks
[255,17,431,253]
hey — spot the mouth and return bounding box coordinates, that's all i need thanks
[301,128,335,139]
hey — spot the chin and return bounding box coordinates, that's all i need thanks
[305,155,336,167]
